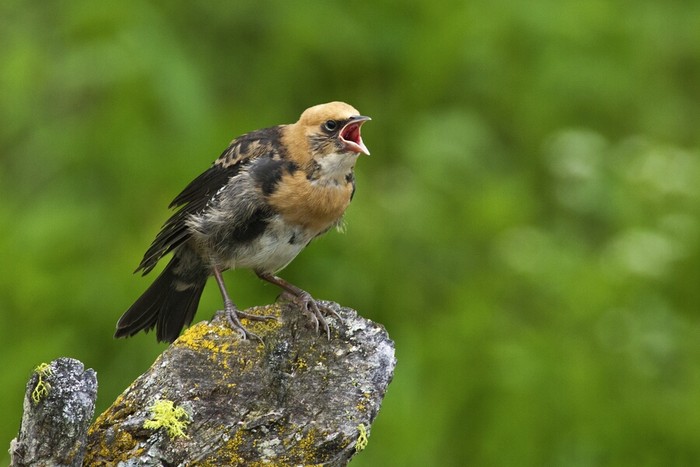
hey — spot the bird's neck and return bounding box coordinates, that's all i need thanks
[307,152,358,186]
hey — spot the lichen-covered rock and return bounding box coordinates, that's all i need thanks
[85,301,396,466]
[10,358,97,467]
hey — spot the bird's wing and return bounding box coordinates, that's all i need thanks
[136,125,286,274]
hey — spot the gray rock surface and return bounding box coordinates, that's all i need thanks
[85,301,395,466]
[10,358,97,466]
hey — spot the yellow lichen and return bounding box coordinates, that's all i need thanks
[174,305,283,355]
[296,429,316,452]
[355,424,369,452]
[143,399,190,439]
[84,392,149,465]
[89,393,132,433]
[172,305,283,380]
[31,362,53,404]
[356,391,372,413]
[93,429,142,462]
[236,357,249,369]
[285,428,330,465]
[240,304,284,335]
[198,429,247,466]
[294,357,308,371]
[175,321,234,353]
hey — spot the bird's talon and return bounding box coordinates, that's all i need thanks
[294,294,332,339]
[321,304,341,321]
[214,307,265,343]
[243,329,264,344]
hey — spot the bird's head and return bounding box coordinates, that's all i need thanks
[296,102,371,160]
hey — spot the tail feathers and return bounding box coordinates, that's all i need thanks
[116,258,206,343]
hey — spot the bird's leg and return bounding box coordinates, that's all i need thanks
[212,267,274,342]
[256,271,340,339]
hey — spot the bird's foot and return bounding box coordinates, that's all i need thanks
[236,309,278,322]
[256,271,340,339]
[215,301,266,344]
[280,291,341,339]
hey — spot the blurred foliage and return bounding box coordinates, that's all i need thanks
[2,1,700,465]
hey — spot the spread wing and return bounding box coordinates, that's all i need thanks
[136,125,285,274]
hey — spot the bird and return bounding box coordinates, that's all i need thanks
[115,102,371,343]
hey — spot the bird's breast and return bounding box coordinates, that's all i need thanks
[222,216,312,273]
[266,170,353,234]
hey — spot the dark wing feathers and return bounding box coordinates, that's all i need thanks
[136,164,237,274]
[136,126,286,275]
[168,164,236,209]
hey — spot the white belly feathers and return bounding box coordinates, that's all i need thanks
[222,216,311,273]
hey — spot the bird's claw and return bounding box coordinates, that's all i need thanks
[215,306,266,344]
[236,310,278,322]
[281,291,339,339]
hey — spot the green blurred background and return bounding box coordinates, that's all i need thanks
[2,1,700,465]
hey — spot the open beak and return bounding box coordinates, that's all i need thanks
[340,115,371,155]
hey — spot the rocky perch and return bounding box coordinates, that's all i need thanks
[10,301,396,466]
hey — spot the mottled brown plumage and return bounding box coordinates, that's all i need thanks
[116,102,370,343]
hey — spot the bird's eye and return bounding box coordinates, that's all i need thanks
[323,120,338,132]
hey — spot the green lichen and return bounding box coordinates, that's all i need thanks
[143,399,191,439]
[355,424,369,452]
[31,362,53,404]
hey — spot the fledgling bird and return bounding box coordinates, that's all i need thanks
[115,102,371,343]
